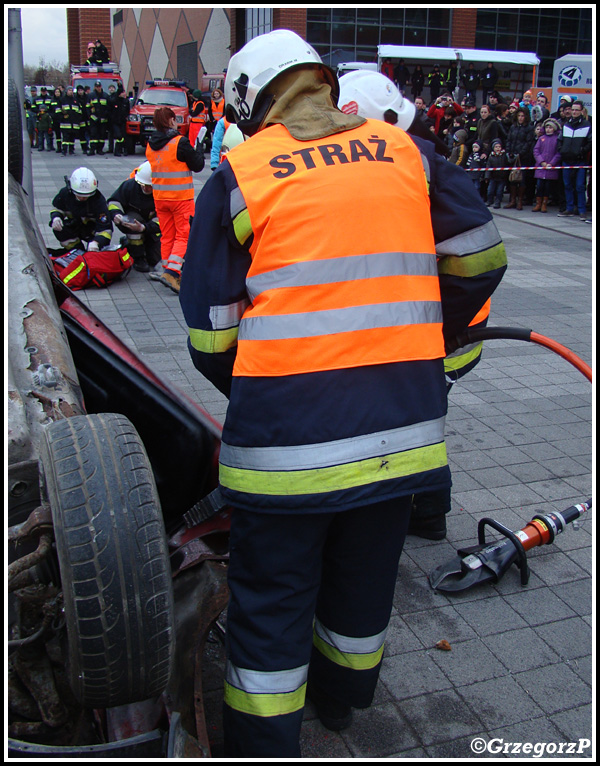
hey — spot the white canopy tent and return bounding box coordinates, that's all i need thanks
[377,45,540,67]
[377,45,541,96]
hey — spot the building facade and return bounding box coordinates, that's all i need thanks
[109,8,231,93]
[80,8,591,96]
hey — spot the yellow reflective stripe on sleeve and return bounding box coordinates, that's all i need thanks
[189,326,239,353]
[224,681,306,717]
[312,629,384,670]
[437,243,507,278]
[219,441,447,496]
[443,342,483,373]
[233,208,252,245]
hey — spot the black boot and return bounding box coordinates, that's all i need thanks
[306,682,352,731]
[408,489,451,540]
[133,258,151,273]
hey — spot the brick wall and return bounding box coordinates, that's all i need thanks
[273,8,307,39]
[66,7,112,66]
[451,8,477,48]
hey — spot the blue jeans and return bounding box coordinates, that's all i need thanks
[562,166,587,214]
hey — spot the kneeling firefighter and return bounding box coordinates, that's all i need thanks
[337,70,493,541]
[107,162,161,272]
[49,167,113,252]
[179,30,507,758]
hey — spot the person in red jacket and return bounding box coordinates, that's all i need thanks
[427,91,463,134]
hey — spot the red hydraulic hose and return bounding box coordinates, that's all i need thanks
[448,327,592,382]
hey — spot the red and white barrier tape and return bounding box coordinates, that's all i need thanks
[464,165,592,172]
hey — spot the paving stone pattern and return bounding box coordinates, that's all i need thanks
[30,148,593,759]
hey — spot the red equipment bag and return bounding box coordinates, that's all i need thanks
[49,246,133,290]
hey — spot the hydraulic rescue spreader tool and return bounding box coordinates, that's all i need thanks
[430,325,592,594]
[429,500,592,593]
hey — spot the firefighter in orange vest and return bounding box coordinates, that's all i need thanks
[180,30,507,758]
[145,106,204,292]
[188,89,209,150]
[337,70,494,541]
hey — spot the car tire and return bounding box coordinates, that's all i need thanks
[39,413,175,709]
[8,75,24,184]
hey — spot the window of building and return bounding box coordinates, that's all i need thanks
[246,8,272,41]
[474,8,592,85]
[113,9,123,26]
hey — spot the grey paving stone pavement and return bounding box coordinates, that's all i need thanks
[28,147,593,759]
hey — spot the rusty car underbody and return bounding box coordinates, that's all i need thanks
[8,175,230,758]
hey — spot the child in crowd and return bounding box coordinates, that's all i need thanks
[532,118,562,212]
[36,105,53,152]
[449,129,470,167]
[485,138,509,208]
[466,139,484,195]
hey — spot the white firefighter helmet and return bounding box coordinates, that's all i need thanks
[338,70,416,131]
[135,161,153,187]
[70,167,98,197]
[224,29,337,136]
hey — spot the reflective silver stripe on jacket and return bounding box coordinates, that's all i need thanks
[314,618,387,655]
[435,219,501,257]
[230,187,247,218]
[246,251,438,302]
[238,300,442,342]
[226,662,309,694]
[209,299,251,330]
[219,416,445,471]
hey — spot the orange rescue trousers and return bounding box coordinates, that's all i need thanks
[155,198,195,274]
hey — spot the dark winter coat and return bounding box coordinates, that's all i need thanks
[506,120,536,165]
[485,150,509,181]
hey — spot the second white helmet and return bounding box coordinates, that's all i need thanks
[338,71,416,131]
[135,161,153,187]
[224,29,337,135]
[70,167,98,196]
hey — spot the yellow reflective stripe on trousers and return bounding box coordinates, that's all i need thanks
[313,621,386,670]
[219,441,447,496]
[224,663,308,717]
[189,326,239,353]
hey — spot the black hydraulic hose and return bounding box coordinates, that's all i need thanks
[448,327,592,382]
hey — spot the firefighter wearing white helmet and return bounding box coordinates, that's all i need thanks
[107,162,161,272]
[338,69,416,129]
[338,69,451,156]
[180,29,507,758]
[223,28,338,136]
[49,167,112,251]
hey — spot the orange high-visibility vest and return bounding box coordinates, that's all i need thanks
[226,120,445,378]
[145,135,194,201]
[211,99,224,121]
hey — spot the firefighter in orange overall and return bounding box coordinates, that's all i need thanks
[145,106,204,292]
[180,30,507,757]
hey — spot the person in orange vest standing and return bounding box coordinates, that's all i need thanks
[208,87,225,141]
[180,30,506,757]
[188,90,209,150]
[145,106,204,292]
